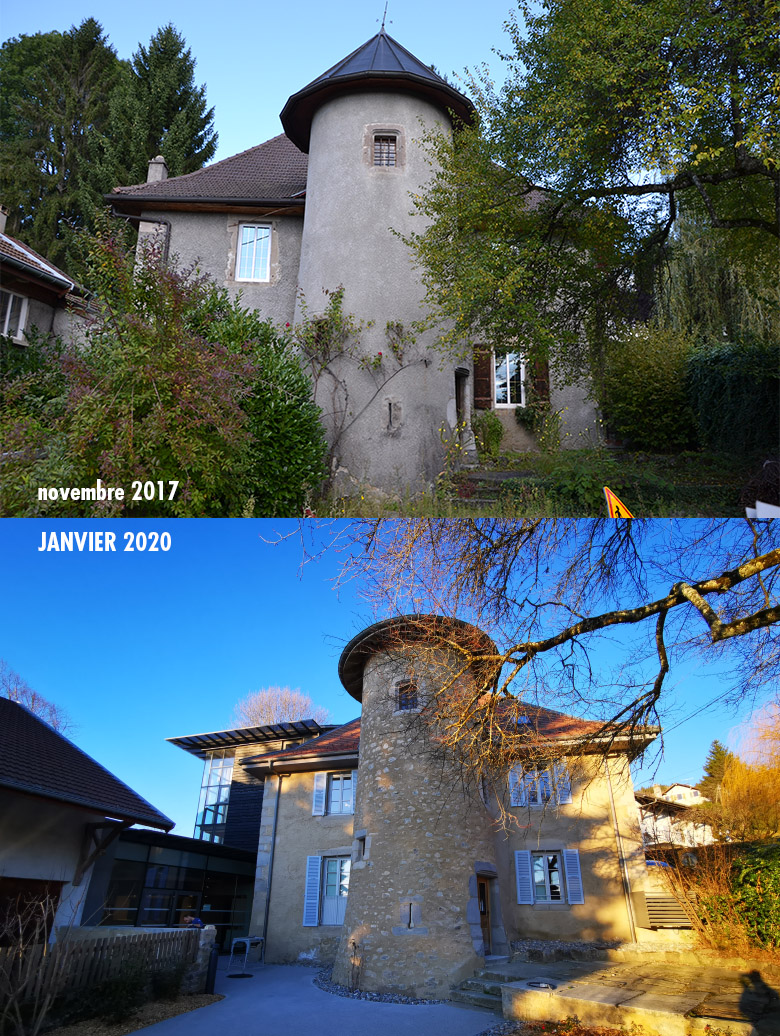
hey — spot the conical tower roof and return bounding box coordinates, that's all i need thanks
[281,31,474,152]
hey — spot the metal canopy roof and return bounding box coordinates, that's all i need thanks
[167,719,334,759]
[281,30,474,153]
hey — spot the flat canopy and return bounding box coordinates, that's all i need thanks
[167,719,333,759]
[281,31,474,152]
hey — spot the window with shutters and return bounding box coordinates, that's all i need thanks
[302,854,350,926]
[311,771,356,815]
[514,848,584,906]
[509,760,572,808]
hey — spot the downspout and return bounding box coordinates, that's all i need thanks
[261,773,284,954]
[604,757,638,943]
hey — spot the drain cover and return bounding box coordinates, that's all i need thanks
[527,980,557,990]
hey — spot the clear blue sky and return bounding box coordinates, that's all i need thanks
[0,519,763,835]
[1,0,521,166]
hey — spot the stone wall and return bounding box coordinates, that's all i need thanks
[331,646,500,997]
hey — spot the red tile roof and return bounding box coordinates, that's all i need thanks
[246,717,361,766]
[108,134,308,205]
[0,233,76,292]
[0,698,173,830]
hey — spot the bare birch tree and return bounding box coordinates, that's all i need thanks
[231,686,330,728]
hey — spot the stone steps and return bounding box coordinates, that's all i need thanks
[448,986,503,1012]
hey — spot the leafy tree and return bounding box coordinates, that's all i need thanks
[0,659,73,732]
[0,220,326,517]
[0,19,124,264]
[697,739,737,801]
[407,0,779,373]
[231,687,330,728]
[108,24,217,186]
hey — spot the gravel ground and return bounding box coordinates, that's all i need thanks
[314,966,447,1005]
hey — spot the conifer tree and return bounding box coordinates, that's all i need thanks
[698,740,736,803]
[110,24,217,186]
[0,19,124,264]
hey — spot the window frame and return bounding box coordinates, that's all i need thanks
[492,350,526,408]
[326,772,355,815]
[394,678,419,713]
[234,224,272,283]
[302,853,351,927]
[0,289,29,343]
[311,770,356,816]
[515,848,584,906]
[373,134,397,167]
[509,760,572,808]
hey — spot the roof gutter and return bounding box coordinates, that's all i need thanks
[105,195,305,211]
[0,253,74,295]
[242,750,359,777]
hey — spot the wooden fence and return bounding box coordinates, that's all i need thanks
[0,928,200,1005]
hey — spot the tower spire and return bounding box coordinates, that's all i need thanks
[380,2,388,31]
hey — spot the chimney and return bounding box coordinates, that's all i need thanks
[0,205,9,234]
[147,156,169,183]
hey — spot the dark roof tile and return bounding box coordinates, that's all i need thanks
[109,134,307,205]
[0,698,173,830]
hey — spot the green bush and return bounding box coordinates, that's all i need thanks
[0,221,327,517]
[600,325,699,451]
[472,408,504,462]
[150,961,187,1000]
[687,339,780,454]
[730,842,780,949]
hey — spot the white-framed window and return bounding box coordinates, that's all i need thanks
[302,854,351,926]
[515,848,584,905]
[493,351,525,407]
[311,771,356,815]
[0,290,29,342]
[235,224,271,281]
[509,760,572,808]
[373,134,397,167]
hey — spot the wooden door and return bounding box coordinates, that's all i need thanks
[477,877,491,954]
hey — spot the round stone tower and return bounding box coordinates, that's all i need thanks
[330,615,507,997]
[281,34,476,495]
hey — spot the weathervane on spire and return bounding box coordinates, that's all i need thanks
[379,2,391,31]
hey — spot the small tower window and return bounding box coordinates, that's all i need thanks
[374,135,397,167]
[396,680,418,711]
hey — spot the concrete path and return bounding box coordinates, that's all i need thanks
[140,961,495,1036]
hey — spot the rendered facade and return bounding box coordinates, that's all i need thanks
[108,31,599,496]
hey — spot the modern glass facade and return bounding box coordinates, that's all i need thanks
[95,835,254,948]
[194,750,234,843]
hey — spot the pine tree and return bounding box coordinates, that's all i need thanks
[112,24,217,186]
[0,19,124,264]
[697,740,736,803]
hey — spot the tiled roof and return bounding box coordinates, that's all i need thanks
[245,717,361,766]
[0,233,75,292]
[500,701,606,740]
[108,134,308,205]
[0,698,173,830]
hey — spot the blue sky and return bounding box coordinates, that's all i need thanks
[0,519,763,835]
[1,0,521,166]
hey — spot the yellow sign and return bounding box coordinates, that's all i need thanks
[603,487,634,518]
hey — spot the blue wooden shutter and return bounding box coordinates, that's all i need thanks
[509,766,526,806]
[514,850,534,904]
[350,770,357,814]
[563,849,584,904]
[312,772,327,815]
[303,855,322,926]
[554,760,572,804]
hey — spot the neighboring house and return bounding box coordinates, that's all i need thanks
[636,787,715,849]
[0,207,86,346]
[0,699,172,932]
[107,30,599,496]
[203,614,660,997]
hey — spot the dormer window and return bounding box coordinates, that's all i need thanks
[374,135,397,167]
